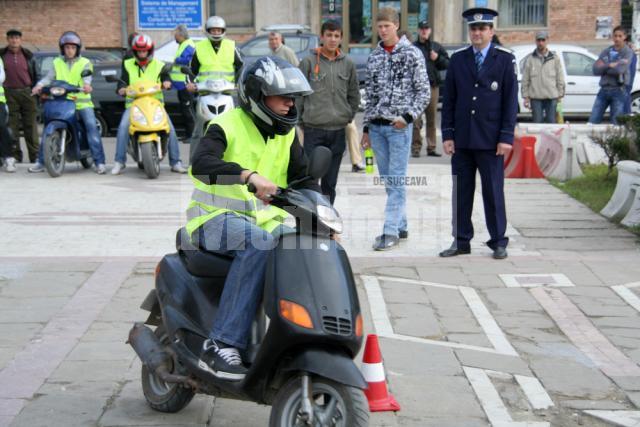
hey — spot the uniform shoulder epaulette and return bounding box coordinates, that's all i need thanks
[495,45,514,55]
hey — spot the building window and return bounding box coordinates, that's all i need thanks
[498,0,546,27]
[209,0,254,28]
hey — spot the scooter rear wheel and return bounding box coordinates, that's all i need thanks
[43,130,65,177]
[269,376,369,427]
[141,326,195,413]
[140,142,160,179]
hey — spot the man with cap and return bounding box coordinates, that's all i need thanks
[1,29,39,163]
[412,20,449,157]
[171,24,196,142]
[521,30,565,123]
[439,7,518,260]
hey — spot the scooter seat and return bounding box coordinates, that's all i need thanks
[175,228,233,278]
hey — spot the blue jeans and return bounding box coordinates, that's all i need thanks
[369,123,412,237]
[199,213,280,349]
[114,107,181,166]
[530,99,557,123]
[589,87,626,125]
[37,108,105,165]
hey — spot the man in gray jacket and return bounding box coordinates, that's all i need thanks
[521,31,565,123]
[298,20,360,204]
[589,26,633,125]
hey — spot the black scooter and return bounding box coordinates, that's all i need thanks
[128,147,369,426]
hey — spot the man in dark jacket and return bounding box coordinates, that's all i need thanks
[1,29,39,163]
[412,21,449,157]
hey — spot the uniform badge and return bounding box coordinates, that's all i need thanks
[474,13,483,21]
[491,81,498,91]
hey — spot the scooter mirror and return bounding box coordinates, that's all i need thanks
[307,146,332,180]
[180,66,196,79]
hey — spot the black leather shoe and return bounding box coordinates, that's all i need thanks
[492,247,508,259]
[427,151,442,157]
[439,246,471,257]
[373,234,400,251]
[399,230,408,239]
[352,164,365,173]
[411,152,420,158]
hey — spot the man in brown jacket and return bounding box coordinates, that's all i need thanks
[1,29,39,162]
[521,31,565,123]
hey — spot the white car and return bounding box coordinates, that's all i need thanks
[511,43,640,117]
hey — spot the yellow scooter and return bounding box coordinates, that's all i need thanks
[106,75,169,179]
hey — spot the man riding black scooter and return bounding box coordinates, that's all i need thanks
[187,56,318,379]
[129,56,369,426]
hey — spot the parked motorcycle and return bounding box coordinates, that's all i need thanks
[180,66,235,161]
[105,73,169,179]
[128,147,370,426]
[39,75,95,177]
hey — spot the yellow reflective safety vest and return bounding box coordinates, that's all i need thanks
[186,108,294,236]
[194,38,235,83]
[124,58,165,108]
[53,56,93,110]
[170,38,195,84]
[0,57,5,103]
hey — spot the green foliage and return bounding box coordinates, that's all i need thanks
[589,120,639,176]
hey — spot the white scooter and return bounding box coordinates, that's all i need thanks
[182,67,235,161]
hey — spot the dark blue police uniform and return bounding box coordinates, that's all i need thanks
[440,8,518,255]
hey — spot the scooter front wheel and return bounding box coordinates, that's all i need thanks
[43,130,65,177]
[140,142,160,179]
[269,376,369,427]
[141,325,195,413]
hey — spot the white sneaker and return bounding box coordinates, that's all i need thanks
[171,161,187,174]
[111,162,125,175]
[28,162,45,173]
[4,157,16,173]
[95,163,106,175]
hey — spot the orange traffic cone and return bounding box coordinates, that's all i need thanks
[361,334,400,412]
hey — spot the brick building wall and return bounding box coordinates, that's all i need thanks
[497,0,621,46]
[0,0,125,49]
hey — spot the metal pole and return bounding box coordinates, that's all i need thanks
[121,0,129,49]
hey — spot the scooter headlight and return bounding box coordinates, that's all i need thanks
[132,106,147,125]
[152,106,164,125]
[317,205,343,234]
[50,87,66,96]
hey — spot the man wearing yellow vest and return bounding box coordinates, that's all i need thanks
[30,32,106,174]
[186,16,243,153]
[170,24,196,141]
[0,56,17,172]
[188,57,316,380]
[111,34,186,175]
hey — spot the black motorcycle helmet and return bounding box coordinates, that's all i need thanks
[238,56,312,135]
[58,31,82,57]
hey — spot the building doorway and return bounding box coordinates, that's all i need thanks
[321,0,432,54]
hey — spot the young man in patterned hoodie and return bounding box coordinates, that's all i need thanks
[361,7,430,251]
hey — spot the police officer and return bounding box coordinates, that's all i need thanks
[170,24,196,142]
[439,8,518,260]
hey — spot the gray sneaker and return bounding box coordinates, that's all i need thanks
[111,162,125,175]
[171,161,187,174]
[95,163,107,175]
[28,162,45,173]
[4,157,16,173]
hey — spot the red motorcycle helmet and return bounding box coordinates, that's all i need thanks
[131,34,154,65]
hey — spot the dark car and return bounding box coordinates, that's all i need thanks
[238,25,369,86]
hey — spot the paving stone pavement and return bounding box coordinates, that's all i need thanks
[1,135,640,426]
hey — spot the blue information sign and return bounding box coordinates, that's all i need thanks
[137,0,202,30]
[475,0,488,6]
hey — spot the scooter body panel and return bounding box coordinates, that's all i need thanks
[42,98,88,162]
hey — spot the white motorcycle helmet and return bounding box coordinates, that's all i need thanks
[205,16,226,42]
